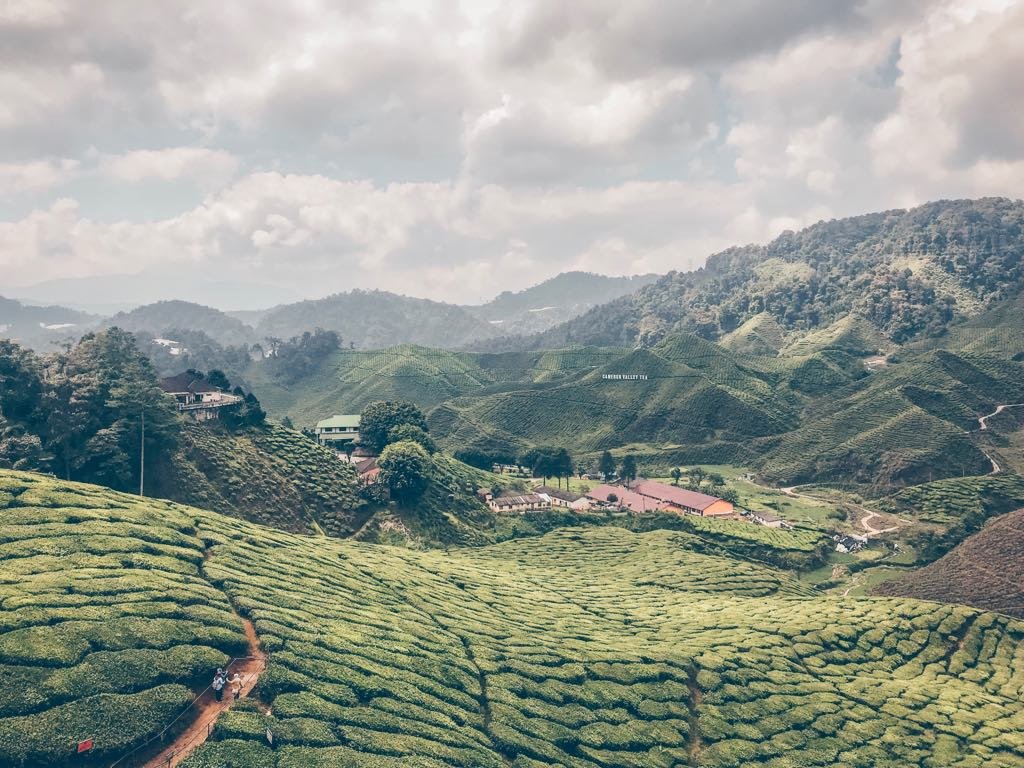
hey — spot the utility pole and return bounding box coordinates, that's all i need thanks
[139,408,145,496]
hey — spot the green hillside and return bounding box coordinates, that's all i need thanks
[523,198,1024,350]
[4,470,1024,767]
[759,350,1024,487]
[154,421,370,538]
[249,345,627,428]
[873,506,1024,617]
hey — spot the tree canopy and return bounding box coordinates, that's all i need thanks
[360,401,429,452]
[378,439,433,505]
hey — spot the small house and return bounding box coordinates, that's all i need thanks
[535,486,591,511]
[314,415,361,450]
[159,372,241,422]
[750,510,789,528]
[487,493,551,513]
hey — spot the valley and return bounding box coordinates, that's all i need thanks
[3,198,1024,767]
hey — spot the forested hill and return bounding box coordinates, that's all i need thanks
[517,198,1024,350]
[467,271,659,336]
[254,289,501,349]
[108,300,256,347]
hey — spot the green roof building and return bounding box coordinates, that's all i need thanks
[314,415,360,448]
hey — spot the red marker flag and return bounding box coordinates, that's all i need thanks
[77,738,94,753]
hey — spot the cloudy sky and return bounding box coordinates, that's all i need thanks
[1,0,1022,307]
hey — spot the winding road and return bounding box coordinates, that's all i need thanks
[971,403,1024,474]
[774,486,901,538]
[976,403,1024,432]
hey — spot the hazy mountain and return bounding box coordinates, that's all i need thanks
[0,296,99,350]
[107,300,257,347]
[467,271,659,336]
[516,198,1024,351]
[253,289,502,349]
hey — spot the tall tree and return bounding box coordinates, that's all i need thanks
[621,455,638,485]
[360,401,428,452]
[378,439,432,505]
[599,451,616,481]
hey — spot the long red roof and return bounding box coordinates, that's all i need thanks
[633,480,724,511]
[585,484,668,512]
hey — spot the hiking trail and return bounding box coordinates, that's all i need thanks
[142,618,267,768]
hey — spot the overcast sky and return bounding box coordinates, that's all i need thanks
[1,0,1022,306]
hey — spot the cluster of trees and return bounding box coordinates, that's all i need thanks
[0,330,268,496]
[359,401,435,504]
[598,451,637,483]
[0,330,180,494]
[263,328,342,385]
[520,446,574,488]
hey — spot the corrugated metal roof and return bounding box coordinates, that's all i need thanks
[315,415,361,429]
[633,480,724,511]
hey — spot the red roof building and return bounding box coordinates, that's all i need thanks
[586,484,668,513]
[632,480,735,517]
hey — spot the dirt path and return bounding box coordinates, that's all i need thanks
[773,483,902,538]
[143,619,266,768]
[976,403,1024,431]
[856,508,900,537]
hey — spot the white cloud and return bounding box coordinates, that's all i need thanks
[0,157,78,195]
[0,0,1022,305]
[102,147,239,187]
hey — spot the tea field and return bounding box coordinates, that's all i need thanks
[0,471,249,766]
[875,507,1024,617]
[4,469,1024,768]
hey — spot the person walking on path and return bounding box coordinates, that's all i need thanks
[212,669,226,702]
[229,672,242,700]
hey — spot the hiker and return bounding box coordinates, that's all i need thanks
[230,672,242,700]
[212,669,226,702]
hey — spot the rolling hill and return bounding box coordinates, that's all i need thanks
[153,421,371,538]
[4,469,1024,767]
[0,296,99,351]
[245,304,1024,492]
[873,506,1024,617]
[108,300,257,347]
[467,272,659,337]
[246,344,629,427]
[519,198,1024,351]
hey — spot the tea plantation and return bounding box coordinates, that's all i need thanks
[0,471,249,766]
[3,470,1024,767]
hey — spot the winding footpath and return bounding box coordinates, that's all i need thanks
[976,403,1024,432]
[143,619,267,768]
[777,485,901,538]
[971,403,1024,474]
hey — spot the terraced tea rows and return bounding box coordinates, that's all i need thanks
[0,472,249,766]
[190,527,1024,767]
[4,470,1024,768]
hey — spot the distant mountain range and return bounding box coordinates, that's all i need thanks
[2,270,658,352]
[0,296,98,351]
